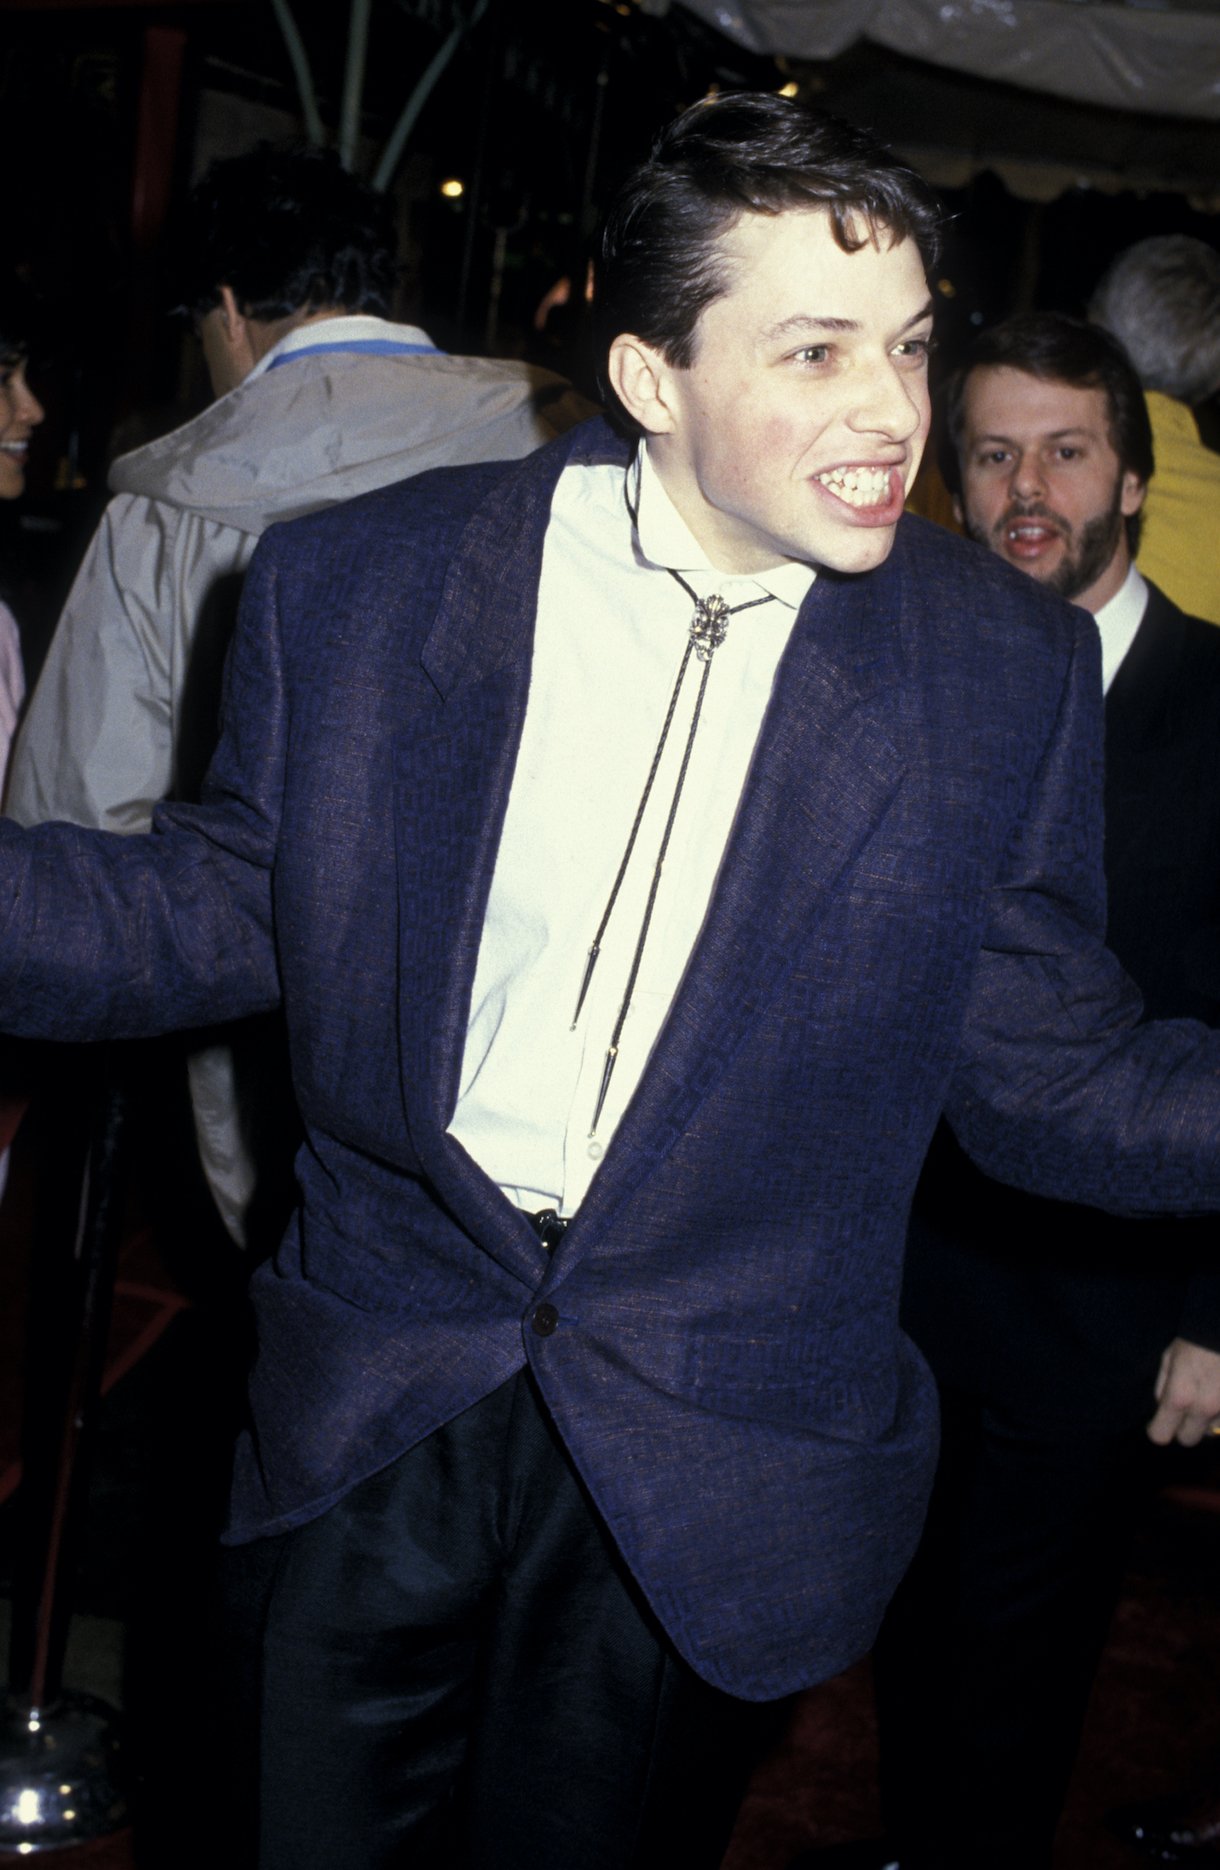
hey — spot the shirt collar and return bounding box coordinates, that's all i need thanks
[634,443,815,611]
[1094,560,1148,694]
[246,314,438,385]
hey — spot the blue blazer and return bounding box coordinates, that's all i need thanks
[3,417,1219,1700]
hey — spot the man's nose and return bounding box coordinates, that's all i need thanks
[1009,451,1044,500]
[847,362,924,441]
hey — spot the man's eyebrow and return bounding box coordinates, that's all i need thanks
[972,425,1096,447]
[759,300,936,344]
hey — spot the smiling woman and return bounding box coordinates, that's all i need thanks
[0,284,42,505]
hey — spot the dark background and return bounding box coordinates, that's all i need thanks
[2,0,1218,667]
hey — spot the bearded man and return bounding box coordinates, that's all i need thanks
[864,312,1220,1870]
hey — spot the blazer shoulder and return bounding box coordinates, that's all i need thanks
[251,413,619,575]
[257,454,517,563]
[891,512,1094,672]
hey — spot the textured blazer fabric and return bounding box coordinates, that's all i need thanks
[906,579,1220,1434]
[1,417,1219,1701]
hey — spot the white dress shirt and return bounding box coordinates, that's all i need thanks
[448,444,814,1215]
[1095,561,1148,695]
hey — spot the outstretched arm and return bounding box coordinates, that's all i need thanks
[0,537,287,1041]
[945,617,1220,1219]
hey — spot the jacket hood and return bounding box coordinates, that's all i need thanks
[109,348,596,539]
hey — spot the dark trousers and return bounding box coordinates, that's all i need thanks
[219,1371,769,1869]
[871,1380,1146,1870]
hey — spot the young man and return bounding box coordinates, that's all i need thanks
[869,314,1220,1870]
[6,142,590,1247]
[3,97,1220,1869]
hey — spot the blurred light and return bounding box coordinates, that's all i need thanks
[15,1791,41,1825]
[439,178,464,200]
[777,82,799,99]
[936,277,957,299]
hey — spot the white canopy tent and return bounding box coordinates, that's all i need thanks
[659,0,1220,203]
[670,0,1220,122]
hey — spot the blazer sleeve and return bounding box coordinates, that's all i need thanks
[0,536,286,1040]
[944,615,1220,1219]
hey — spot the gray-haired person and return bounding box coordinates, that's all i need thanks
[1090,234,1220,626]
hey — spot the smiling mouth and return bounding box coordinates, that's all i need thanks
[817,466,896,509]
[0,443,28,457]
[1003,519,1064,552]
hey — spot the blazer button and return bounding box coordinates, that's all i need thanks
[532,1302,559,1338]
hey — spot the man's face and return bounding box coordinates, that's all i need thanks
[954,366,1145,613]
[644,209,933,576]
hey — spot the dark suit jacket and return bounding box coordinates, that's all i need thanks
[903,581,1220,1426]
[2,420,1219,1701]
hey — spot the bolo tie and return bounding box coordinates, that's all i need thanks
[573,474,776,1136]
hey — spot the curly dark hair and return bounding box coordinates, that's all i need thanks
[174,142,398,322]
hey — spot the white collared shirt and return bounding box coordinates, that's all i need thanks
[447,444,814,1215]
[245,314,439,383]
[1095,561,1149,694]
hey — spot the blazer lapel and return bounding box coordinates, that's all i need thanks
[393,421,632,1270]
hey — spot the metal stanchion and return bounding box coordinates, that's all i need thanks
[0,1053,132,1853]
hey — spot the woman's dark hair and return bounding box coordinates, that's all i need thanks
[595,91,943,431]
[0,271,35,370]
[940,311,1154,553]
[175,142,398,323]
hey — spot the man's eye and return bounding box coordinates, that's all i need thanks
[793,345,830,365]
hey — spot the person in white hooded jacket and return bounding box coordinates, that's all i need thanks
[6,142,594,1247]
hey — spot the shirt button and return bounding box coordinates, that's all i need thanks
[532,1302,560,1338]
[587,1141,603,1161]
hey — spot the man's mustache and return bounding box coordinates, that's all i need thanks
[995,501,1071,536]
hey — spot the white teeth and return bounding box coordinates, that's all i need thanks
[817,466,892,508]
[0,443,26,455]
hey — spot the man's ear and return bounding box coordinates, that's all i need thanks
[951,494,965,529]
[607,334,678,436]
[215,283,261,385]
[1121,469,1147,519]
[217,283,246,344]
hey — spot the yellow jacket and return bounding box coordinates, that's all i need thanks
[1138,392,1220,626]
